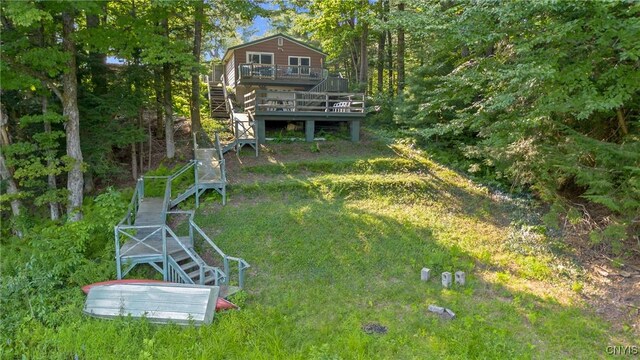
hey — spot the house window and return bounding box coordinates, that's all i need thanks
[277,37,283,46]
[288,56,311,75]
[246,52,274,64]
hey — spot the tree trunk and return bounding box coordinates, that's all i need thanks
[162,18,175,159]
[377,28,385,94]
[190,0,204,134]
[42,96,60,221]
[396,2,405,94]
[0,102,22,235]
[86,13,108,95]
[148,119,152,170]
[163,62,175,159]
[139,108,144,173]
[359,21,369,91]
[62,11,84,222]
[131,143,138,180]
[387,29,393,95]
[616,108,628,136]
[154,68,164,139]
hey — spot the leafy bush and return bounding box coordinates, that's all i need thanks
[0,189,126,355]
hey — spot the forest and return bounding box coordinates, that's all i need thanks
[1,0,639,358]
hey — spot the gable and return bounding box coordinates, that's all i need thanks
[222,34,326,63]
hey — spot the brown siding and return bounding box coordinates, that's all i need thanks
[225,53,235,86]
[230,36,325,73]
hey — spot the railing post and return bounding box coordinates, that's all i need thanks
[162,226,168,281]
[223,256,230,285]
[138,178,144,200]
[239,262,245,289]
[194,161,199,208]
[115,226,122,279]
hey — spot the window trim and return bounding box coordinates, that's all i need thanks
[246,52,274,64]
[288,56,311,67]
[288,56,311,75]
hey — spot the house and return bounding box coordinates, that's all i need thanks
[208,34,365,144]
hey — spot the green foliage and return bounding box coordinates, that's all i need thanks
[0,189,126,351]
[395,0,640,240]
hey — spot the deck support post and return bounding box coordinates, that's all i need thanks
[350,120,360,142]
[305,120,315,142]
[257,119,266,144]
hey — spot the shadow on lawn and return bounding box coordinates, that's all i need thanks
[193,193,626,358]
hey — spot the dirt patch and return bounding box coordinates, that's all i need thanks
[362,322,388,335]
[580,257,640,335]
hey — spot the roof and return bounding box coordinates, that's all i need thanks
[222,33,327,62]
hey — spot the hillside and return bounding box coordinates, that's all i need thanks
[7,137,636,358]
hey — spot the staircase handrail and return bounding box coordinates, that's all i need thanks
[188,218,250,288]
[117,178,144,227]
[166,256,193,284]
[164,225,207,283]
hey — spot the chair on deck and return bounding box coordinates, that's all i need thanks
[333,102,350,113]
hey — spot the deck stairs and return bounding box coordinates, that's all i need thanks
[299,76,350,108]
[207,66,228,119]
[209,84,228,119]
[115,134,248,290]
[212,74,258,156]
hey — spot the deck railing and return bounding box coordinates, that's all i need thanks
[238,63,327,82]
[114,223,202,283]
[244,90,365,114]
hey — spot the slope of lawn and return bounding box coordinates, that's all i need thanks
[21,140,636,359]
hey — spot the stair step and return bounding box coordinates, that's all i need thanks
[171,250,192,262]
[180,261,199,271]
[188,268,207,279]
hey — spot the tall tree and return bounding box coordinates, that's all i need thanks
[190,0,204,134]
[376,0,386,94]
[0,101,22,232]
[161,16,175,159]
[396,1,405,94]
[61,10,84,221]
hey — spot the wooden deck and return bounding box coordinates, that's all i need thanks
[243,89,365,142]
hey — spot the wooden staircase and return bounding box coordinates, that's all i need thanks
[114,137,249,289]
[209,84,227,119]
[172,249,221,285]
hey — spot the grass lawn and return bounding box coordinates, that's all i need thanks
[27,140,636,359]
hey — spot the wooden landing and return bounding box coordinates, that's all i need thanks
[84,283,219,325]
[119,234,193,259]
[119,197,193,259]
[135,197,165,226]
[195,149,224,184]
[234,113,255,140]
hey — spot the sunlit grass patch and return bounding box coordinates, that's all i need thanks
[10,139,636,359]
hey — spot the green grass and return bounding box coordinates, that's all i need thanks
[10,141,636,359]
